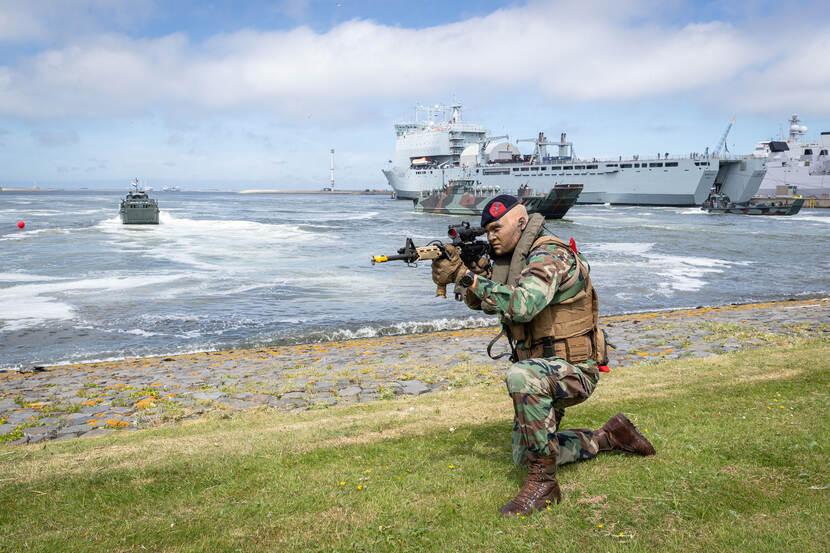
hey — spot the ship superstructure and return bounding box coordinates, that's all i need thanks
[753,114,830,200]
[390,103,488,172]
[382,104,766,206]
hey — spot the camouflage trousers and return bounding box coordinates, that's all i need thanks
[505,357,600,468]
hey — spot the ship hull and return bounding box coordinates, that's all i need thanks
[120,207,159,224]
[757,164,830,199]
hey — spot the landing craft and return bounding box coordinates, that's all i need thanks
[701,191,803,216]
[120,178,160,225]
[414,178,582,219]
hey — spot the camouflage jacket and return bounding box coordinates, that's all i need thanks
[467,242,576,323]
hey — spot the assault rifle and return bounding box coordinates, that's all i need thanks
[371,221,490,298]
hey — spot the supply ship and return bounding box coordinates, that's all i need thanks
[752,114,830,201]
[382,103,766,206]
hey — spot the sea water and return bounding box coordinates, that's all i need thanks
[1,190,828,369]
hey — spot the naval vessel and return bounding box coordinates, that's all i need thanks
[415,179,582,219]
[701,192,804,216]
[382,103,766,206]
[120,178,159,224]
[752,114,830,200]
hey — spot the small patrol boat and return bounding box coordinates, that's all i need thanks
[414,179,582,219]
[120,178,160,224]
[701,192,803,216]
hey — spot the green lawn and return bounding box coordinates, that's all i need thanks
[1,338,828,553]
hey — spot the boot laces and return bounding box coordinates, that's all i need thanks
[511,462,552,508]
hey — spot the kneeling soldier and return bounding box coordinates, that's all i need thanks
[432,195,655,516]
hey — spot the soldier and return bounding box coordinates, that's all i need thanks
[432,195,655,516]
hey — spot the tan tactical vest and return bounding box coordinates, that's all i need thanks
[491,213,605,363]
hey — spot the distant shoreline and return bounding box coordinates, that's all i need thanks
[238,189,392,195]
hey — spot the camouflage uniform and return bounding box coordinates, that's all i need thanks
[468,241,601,469]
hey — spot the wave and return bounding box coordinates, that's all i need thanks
[0,274,183,331]
[0,272,62,282]
[587,241,751,294]
[790,215,830,224]
[95,212,338,271]
[592,241,655,256]
[317,316,496,342]
[0,227,76,241]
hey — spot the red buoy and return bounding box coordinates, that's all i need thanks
[17,221,25,229]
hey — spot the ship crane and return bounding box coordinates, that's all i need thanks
[480,134,509,148]
[517,132,574,163]
[713,115,736,157]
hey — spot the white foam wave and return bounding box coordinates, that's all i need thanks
[569,215,655,224]
[301,210,379,222]
[96,212,334,270]
[322,316,496,342]
[0,227,75,241]
[790,215,830,224]
[0,272,62,282]
[0,274,183,331]
[16,210,63,216]
[588,241,747,294]
[67,209,110,215]
[122,328,162,337]
[592,242,655,257]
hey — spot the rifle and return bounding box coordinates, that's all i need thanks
[372,221,490,298]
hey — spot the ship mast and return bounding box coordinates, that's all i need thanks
[788,114,807,143]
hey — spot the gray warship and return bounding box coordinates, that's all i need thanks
[120,178,159,224]
[383,103,766,206]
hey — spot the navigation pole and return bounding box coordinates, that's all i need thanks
[330,149,335,190]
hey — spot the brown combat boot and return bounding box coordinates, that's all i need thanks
[498,453,561,516]
[594,412,656,456]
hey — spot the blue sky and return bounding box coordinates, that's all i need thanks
[1,0,828,189]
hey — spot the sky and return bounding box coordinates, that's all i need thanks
[0,0,829,190]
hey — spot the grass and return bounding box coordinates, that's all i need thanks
[0,337,828,552]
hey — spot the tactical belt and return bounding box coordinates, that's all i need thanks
[487,328,557,362]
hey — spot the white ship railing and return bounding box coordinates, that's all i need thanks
[574,153,758,163]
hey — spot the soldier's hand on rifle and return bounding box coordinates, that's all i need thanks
[431,243,465,297]
[467,256,491,278]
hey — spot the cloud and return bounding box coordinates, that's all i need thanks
[0,0,156,43]
[30,128,79,147]
[0,1,828,121]
[272,0,312,21]
[721,29,830,115]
